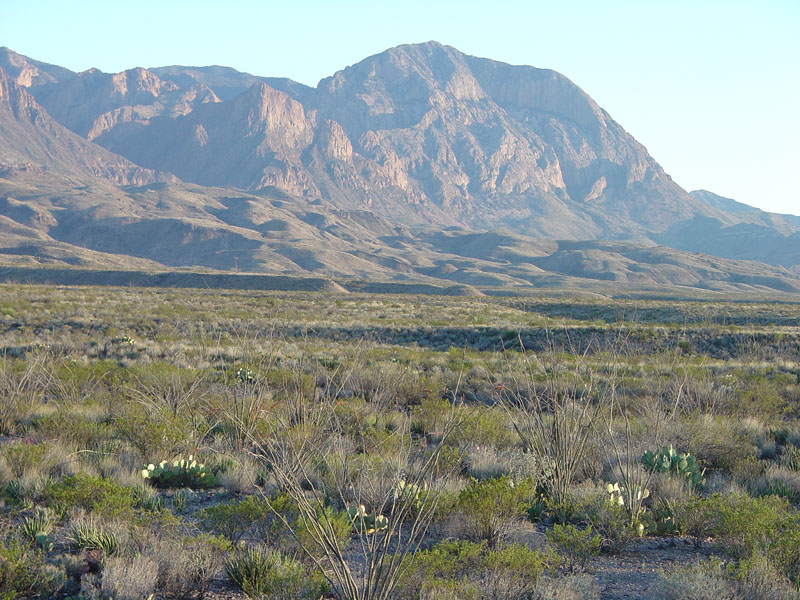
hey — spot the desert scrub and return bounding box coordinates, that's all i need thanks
[196,495,271,542]
[556,482,641,551]
[43,472,136,518]
[680,494,800,585]
[0,440,53,479]
[546,524,602,573]
[21,506,57,549]
[457,475,536,547]
[224,546,329,600]
[115,407,194,459]
[93,554,158,600]
[141,455,217,488]
[0,538,66,599]
[397,540,556,600]
[0,351,47,435]
[653,555,799,600]
[153,534,225,599]
[447,406,518,450]
[67,515,127,556]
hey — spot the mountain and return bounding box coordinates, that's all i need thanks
[150,65,312,103]
[0,43,798,293]
[0,66,172,186]
[0,47,74,88]
[692,189,800,227]
[15,42,797,256]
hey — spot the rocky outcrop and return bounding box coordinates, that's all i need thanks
[30,67,220,138]
[0,67,173,186]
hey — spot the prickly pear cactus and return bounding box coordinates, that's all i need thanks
[395,480,425,511]
[141,455,216,488]
[347,504,389,534]
[641,445,705,491]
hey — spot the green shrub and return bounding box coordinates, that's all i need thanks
[115,409,190,459]
[453,408,518,450]
[732,551,799,600]
[482,543,554,599]
[681,415,758,472]
[680,494,800,585]
[43,473,135,518]
[411,396,452,435]
[295,503,352,557]
[224,546,328,600]
[564,484,640,551]
[1,441,51,478]
[398,540,555,600]
[29,410,113,451]
[546,524,602,573]
[652,558,736,600]
[196,495,271,542]
[0,538,66,599]
[457,476,535,547]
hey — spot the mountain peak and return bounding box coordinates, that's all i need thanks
[2,45,797,277]
[0,47,74,87]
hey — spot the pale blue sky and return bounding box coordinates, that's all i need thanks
[1,0,798,215]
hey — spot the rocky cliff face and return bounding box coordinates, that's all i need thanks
[24,42,724,240]
[0,67,172,186]
[28,66,220,139]
[1,43,797,271]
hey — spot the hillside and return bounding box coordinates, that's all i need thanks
[0,43,798,292]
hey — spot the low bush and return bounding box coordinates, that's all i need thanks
[196,495,271,542]
[0,538,66,599]
[1,441,52,479]
[43,472,135,518]
[146,534,224,599]
[99,554,158,600]
[457,475,535,547]
[680,494,800,585]
[224,546,329,600]
[398,540,556,600]
[546,524,602,573]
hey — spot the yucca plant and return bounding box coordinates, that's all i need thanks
[21,507,56,549]
[68,518,123,556]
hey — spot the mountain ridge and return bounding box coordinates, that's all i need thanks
[0,43,797,293]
